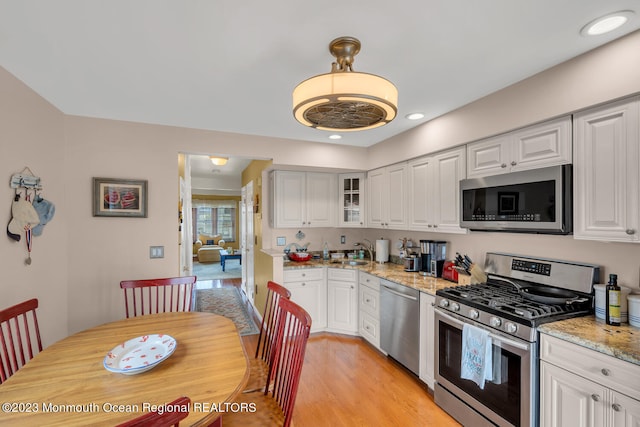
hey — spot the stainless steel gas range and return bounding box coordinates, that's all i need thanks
[434,252,600,427]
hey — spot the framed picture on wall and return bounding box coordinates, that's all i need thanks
[92,177,148,218]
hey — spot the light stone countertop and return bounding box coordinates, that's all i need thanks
[285,258,640,366]
[283,259,460,295]
[538,316,640,366]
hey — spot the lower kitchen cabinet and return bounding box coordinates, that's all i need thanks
[283,268,327,333]
[358,272,382,350]
[327,268,358,334]
[540,334,640,427]
[418,292,435,389]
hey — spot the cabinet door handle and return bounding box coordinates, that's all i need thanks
[501,163,507,168]
[591,394,600,402]
[351,285,354,289]
[626,229,636,235]
[301,282,306,286]
[511,161,517,166]
[365,298,371,302]
[612,403,622,412]
[601,368,610,376]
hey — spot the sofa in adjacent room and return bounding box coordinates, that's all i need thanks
[193,234,226,263]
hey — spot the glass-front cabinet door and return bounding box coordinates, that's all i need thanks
[339,173,365,227]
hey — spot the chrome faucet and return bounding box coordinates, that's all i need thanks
[354,239,374,261]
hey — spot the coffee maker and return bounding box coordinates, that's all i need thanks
[420,240,447,277]
[419,240,432,276]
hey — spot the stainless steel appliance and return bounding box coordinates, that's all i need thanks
[419,239,431,275]
[380,279,420,375]
[434,252,599,427]
[460,164,572,234]
[419,240,447,277]
[404,255,421,272]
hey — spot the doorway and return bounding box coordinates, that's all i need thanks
[179,153,266,307]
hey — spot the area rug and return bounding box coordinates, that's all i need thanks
[195,287,259,336]
[192,260,241,281]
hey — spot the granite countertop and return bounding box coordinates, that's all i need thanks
[539,317,640,366]
[283,259,459,295]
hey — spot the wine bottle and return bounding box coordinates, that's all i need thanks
[605,273,621,326]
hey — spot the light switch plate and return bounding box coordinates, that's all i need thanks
[150,246,164,258]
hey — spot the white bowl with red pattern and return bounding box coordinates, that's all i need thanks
[103,334,177,375]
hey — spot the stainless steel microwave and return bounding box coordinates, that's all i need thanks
[459,164,572,234]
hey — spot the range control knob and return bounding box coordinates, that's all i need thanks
[451,302,460,312]
[439,299,450,308]
[505,322,518,334]
[469,309,480,319]
[490,317,502,327]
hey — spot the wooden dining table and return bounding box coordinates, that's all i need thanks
[0,312,249,426]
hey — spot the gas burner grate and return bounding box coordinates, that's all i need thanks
[438,281,592,321]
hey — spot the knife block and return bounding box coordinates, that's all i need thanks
[457,274,474,285]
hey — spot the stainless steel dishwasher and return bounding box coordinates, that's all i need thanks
[380,279,420,375]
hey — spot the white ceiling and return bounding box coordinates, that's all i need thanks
[189,155,252,195]
[1,2,639,154]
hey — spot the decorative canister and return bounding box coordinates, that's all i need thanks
[628,294,640,328]
[594,284,631,323]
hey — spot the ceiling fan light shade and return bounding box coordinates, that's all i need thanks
[293,37,398,132]
[209,156,228,166]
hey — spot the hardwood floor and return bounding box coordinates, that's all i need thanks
[213,278,461,427]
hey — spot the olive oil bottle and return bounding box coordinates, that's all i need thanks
[605,273,621,326]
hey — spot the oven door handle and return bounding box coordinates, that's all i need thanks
[436,309,530,351]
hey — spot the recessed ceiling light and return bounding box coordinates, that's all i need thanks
[406,112,425,120]
[580,10,634,36]
[328,134,342,140]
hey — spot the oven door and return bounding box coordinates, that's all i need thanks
[434,308,537,427]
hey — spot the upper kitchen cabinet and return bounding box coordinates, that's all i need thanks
[269,170,337,228]
[367,163,407,229]
[573,96,640,243]
[408,147,467,234]
[467,116,572,178]
[338,173,366,227]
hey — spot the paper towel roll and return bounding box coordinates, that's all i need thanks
[376,239,389,263]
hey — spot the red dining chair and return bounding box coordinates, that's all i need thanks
[244,281,291,393]
[120,276,197,318]
[115,396,190,427]
[0,298,42,383]
[222,298,312,427]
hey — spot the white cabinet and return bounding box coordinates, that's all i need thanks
[467,116,572,178]
[269,171,337,228]
[367,163,407,229]
[408,147,467,233]
[358,272,382,350]
[418,292,435,389]
[338,173,366,227]
[283,268,327,333]
[540,334,640,427]
[573,97,640,243]
[327,268,358,334]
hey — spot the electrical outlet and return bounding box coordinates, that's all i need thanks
[340,235,346,244]
[277,237,286,246]
[150,246,164,259]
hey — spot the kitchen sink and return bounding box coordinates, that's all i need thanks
[332,260,369,266]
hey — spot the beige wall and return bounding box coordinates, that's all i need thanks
[0,67,68,345]
[2,29,640,341]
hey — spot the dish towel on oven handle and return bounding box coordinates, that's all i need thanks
[460,323,493,389]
